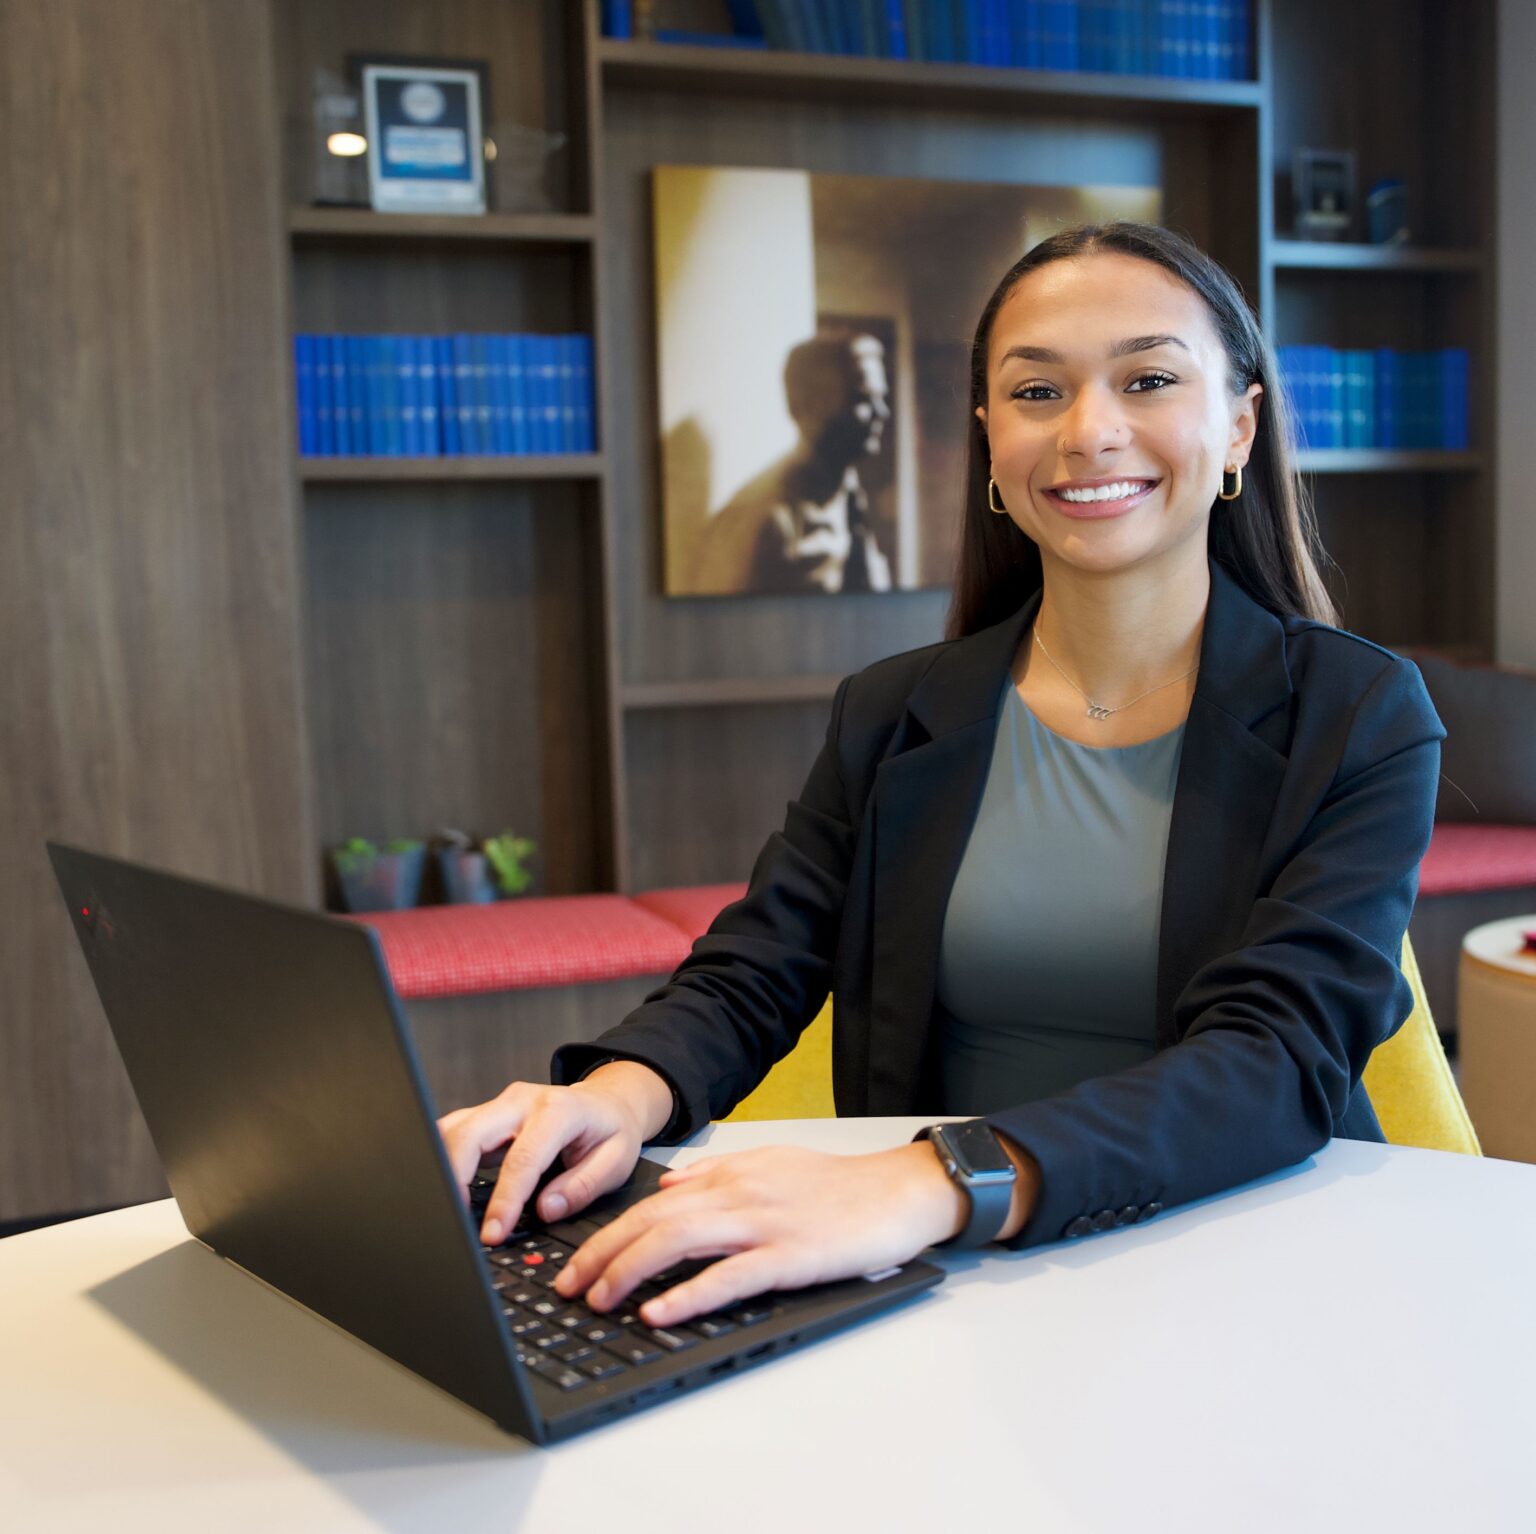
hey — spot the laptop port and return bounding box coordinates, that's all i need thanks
[708,1359,735,1377]
[745,1342,773,1361]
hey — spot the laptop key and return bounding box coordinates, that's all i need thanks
[529,1298,562,1317]
[552,1340,597,1365]
[576,1320,623,1345]
[644,1326,699,1353]
[533,1329,573,1351]
[602,1333,665,1367]
[509,1318,548,1339]
[693,1316,737,1339]
[552,1309,588,1331]
[551,1368,589,1392]
[731,1304,776,1326]
[579,1356,628,1382]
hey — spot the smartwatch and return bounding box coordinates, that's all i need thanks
[915,1119,1017,1249]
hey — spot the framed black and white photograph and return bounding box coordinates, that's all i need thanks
[357,58,487,216]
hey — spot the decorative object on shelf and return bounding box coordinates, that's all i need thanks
[293,332,595,458]
[309,67,369,207]
[434,828,498,904]
[354,55,488,216]
[332,838,427,913]
[654,163,1158,596]
[483,832,537,898]
[1366,179,1410,245]
[605,0,1252,80]
[483,121,567,213]
[1292,148,1356,241]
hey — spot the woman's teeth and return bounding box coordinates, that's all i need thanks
[1055,480,1151,503]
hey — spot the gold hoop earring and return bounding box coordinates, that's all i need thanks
[988,476,1007,514]
[1218,464,1243,501]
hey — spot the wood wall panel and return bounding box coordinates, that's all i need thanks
[624,702,834,891]
[0,0,313,1220]
[303,484,605,898]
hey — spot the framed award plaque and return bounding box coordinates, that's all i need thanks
[358,59,487,216]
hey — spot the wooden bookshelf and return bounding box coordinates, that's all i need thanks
[597,35,1264,118]
[621,675,845,711]
[1269,241,1483,273]
[1296,450,1483,474]
[288,207,598,245]
[300,454,606,482]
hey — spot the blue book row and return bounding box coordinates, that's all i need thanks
[1277,346,1470,453]
[603,1,1251,80]
[294,334,597,458]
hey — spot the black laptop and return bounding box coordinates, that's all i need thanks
[46,843,944,1445]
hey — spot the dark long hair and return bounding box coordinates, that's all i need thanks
[946,221,1338,640]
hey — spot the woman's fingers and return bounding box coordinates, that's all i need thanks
[644,1247,784,1328]
[535,1133,636,1223]
[439,1086,536,1190]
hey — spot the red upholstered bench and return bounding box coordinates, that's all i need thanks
[343,885,749,1112]
[1417,824,1536,898]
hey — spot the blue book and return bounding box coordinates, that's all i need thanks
[900,0,926,58]
[415,337,439,455]
[1373,349,1397,450]
[449,335,475,453]
[528,333,550,453]
[469,335,494,454]
[505,336,529,454]
[1276,346,1301,450]
[800,0,829,52]
[1009,0,1044,66]
[485,335,510,453]
[1079,0,1106,70]
[1046,0,1079,69]
[962,0,983,63]
[1231,0,1251,77]
[541,336,562,453]
[930,0,958,63]
[314,334,336,454]
[294,336,316,455]
[434,336,457,455]
[333,334,357,455]
[398,335,420,456]
[559,336,581,452]
[570,334,595,453]
[884,0,909,57]
[603,1,633,39]
[383,335,405,456]
[1440,348,1468,450]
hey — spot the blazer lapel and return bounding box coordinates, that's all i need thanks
[865,555,1294,1111]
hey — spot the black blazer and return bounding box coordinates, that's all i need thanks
[552,554,1446,1250]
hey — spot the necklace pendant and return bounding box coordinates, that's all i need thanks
[1086,703,1114,720]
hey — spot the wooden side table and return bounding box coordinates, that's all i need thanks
[1459,915,1536,1162]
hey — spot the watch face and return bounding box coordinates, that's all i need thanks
[941,1120,1014,1178]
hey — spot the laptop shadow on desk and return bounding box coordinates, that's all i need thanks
[83,1240,543,1513]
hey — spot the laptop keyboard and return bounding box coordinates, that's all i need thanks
[470,1173,782,1394]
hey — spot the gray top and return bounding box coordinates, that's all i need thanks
[934,678,1187,1117]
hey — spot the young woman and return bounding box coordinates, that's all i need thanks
[438,221,1445,1331]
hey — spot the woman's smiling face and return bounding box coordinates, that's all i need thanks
[975,250,1263,577]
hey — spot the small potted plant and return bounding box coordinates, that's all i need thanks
[484,830,537,898]
[331,836,426,913]
[434,827,497,905]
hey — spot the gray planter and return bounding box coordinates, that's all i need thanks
[437,848,499,904]
[333,846,426,913]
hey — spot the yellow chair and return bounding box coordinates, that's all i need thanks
[725,933,1482,1154]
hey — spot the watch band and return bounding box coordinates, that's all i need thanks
[917,1121,1017,1249]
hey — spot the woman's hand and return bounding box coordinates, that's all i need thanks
[436,1061,674,1245]
[551,1142,987,1329]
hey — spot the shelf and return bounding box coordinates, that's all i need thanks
[1295,450,1482,474]
[621,675,845,710]
[1270,241,1482,273]
[598,38,1262,119]
[289,207,597,245]
[300,455,606,483]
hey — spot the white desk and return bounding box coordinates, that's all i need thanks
[3,1118,1534,1533]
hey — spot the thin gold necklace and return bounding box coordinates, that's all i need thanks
[1032,626,1199,721]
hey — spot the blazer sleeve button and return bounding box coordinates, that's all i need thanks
[1090,1209,1117,1232]
[1064,1215,1095,1239]
[1115,1206,1139,1226]
[1136,1201,1164,1222]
